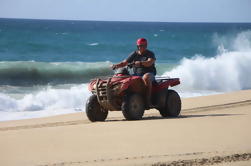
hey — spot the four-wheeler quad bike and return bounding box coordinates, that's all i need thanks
[85,65,181,122]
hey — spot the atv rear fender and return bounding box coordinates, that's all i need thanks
[152,78,180,93]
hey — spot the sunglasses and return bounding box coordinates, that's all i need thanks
[137,45,146,49]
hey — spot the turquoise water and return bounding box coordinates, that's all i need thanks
[0,18,251,121]
[1,19,249,63]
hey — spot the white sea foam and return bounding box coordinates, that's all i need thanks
[88,42,99,46]
[163,30,251,94]
[0,84,91,121]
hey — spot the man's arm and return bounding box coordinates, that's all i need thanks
[111,60,128,69]
[140,58,155,67]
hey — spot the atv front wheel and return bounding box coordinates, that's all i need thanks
[122,93,145,120]
[159,90,181,117]
[86,95,108,122]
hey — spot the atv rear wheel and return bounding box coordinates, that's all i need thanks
[159,90,181,117]
[86,95,108,122]
[122,93,145,120]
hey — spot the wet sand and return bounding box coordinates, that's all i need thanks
[0,90,251,166]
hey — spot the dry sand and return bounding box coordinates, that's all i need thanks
[0,90,251,166]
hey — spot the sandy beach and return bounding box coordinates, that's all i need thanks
[1,90,251,166]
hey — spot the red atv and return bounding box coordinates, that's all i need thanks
[86,65,181,122]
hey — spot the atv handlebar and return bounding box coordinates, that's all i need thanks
[111,62,135,70]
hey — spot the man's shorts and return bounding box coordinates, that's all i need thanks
[133,72,155,82]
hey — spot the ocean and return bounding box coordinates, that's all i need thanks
[0,18,251,121]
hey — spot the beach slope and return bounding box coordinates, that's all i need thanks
[1,90,251,166]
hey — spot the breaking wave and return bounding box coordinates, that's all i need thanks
[0,84,91,121]
[164,30,251,93]
[0,61,113,86]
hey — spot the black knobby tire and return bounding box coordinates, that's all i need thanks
[121,93,145,120]
[85,95,108,122]
[159,90,181,117]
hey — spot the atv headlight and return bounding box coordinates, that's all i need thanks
[93,84,97,90]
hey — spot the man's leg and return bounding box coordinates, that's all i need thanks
[142,73,154,107]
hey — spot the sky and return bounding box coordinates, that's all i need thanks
[0,0,251,22]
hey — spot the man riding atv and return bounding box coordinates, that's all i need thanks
[112,38,156,108]
[86,38,181,122]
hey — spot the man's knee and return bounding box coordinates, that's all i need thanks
[143,73,150,79]
[143,73,154,83]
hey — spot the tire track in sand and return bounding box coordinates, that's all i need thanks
[152,153,251,166]
[0,120,90,132]
[36,152,251,166]
[182,99,251,113]
[1,99,251,132]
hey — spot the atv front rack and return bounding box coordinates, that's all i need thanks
[94,78,121,111]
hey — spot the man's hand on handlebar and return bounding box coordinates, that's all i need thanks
[111,64,118,70]
[112,61,141,69]
[111,61,129,70]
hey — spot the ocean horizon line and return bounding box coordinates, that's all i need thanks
[1,17,251,24]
